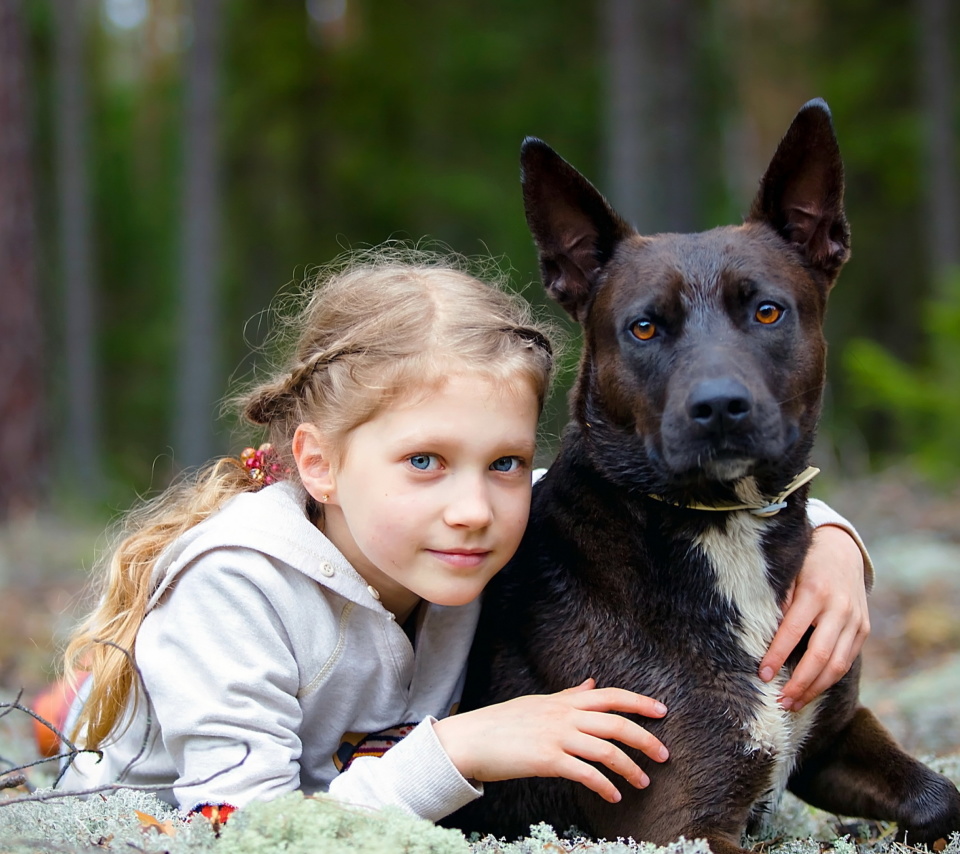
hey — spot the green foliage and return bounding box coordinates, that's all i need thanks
[843,270,960,481]
[23,1,960,496]
[220,791,470,854]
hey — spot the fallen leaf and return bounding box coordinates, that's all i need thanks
[134,809,177,837]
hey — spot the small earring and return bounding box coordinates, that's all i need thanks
[321,494,329,503]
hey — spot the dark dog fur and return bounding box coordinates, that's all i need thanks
[445,100,960,853]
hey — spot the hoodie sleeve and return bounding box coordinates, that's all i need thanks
[806,498,874,592]
[327,717,482,821]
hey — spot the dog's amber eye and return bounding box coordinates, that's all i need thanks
[631,320,656,340]
[755,303,782,325]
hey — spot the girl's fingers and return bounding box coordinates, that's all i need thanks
[760,592,819,681]
[555,754,623,803]
[793,622,861,708]
[577,710,669,763]
[559,677,597,694]
[765,523,868,690]
[780,613,849,709]
[562,732,648,791]
[566,685,668,720]
[764,575,868,710]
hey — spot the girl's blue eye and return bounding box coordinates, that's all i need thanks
[490,456,521,473]
[409,454,436,471]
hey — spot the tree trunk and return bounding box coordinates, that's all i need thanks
[0,0,46,518]
[175,0,223,468]
[657,0,697,232]
[917,0,959,285]
[54,0,103,493]
[601,0,698,233]
[602,0,649,230]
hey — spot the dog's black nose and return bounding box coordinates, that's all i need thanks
[687,379,752,432]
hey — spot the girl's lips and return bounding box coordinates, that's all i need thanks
[427,549,491,569]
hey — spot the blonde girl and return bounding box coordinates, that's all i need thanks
[58,248,870,822]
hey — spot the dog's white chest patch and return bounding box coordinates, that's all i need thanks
[694,514,821,799]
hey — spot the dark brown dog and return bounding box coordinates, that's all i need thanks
[447,100,960,852]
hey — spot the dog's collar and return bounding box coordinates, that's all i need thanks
[648,465,821,517]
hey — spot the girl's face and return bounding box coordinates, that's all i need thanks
[295,372,539,622]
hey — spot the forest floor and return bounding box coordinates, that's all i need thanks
[817,468,960,757]
[1,469,960,848]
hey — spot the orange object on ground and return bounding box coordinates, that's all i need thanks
[197,803,237,823]
[31,675,85,757]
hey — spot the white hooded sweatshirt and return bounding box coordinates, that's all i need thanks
[59,480,483,820]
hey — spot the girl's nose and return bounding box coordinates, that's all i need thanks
[443,477,494,529]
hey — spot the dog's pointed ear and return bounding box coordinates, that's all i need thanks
[748,98,850,282]
[521,137,635,321]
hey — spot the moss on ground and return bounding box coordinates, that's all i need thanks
[3,776,960,854]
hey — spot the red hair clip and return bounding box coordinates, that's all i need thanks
[239,443,287,486]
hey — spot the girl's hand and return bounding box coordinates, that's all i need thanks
[433,678,669,803]
[760,524,870,711]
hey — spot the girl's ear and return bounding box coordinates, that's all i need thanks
[292,423,336,503]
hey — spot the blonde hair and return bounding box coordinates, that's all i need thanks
[64,246,555,749]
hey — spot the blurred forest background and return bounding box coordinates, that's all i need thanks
[1,0,959,520]
[2,0,960,781]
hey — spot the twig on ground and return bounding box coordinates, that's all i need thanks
[0,773,27,790]
[0,742,251,807]
[0,688,24,721]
